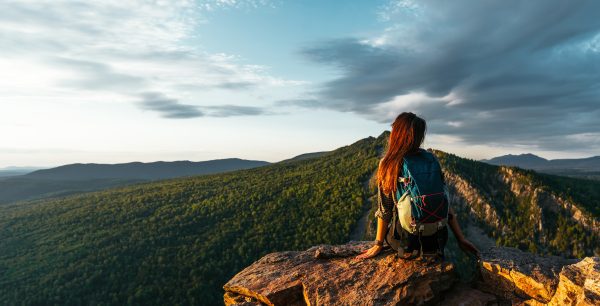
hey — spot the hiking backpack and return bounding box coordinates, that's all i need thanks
[385,149,449,258]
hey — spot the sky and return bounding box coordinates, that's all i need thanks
[1,0,600,167]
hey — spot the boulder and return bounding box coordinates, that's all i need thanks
[548,257,600,306]
[478,247,576,303]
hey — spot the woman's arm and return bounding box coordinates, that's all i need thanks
[356,217,388,259]
[375,217,389,243]
[356,183,393,259]
[447,207,480,258]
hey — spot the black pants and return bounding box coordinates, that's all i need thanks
[401,225,448,255]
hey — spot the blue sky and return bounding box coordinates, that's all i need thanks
[194,1,385,80]
[1,0,599,167]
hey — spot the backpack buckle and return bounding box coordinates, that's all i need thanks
[398,177,411,187]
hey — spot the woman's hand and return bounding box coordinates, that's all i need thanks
[458,238,480,258]
[355,244,383,260]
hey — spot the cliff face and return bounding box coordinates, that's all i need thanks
[444,171,502,230]
[437,153,599,257]
[223,242,599,306]
[497,167,599,236]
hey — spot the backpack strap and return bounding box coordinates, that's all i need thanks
[401,157,426,218]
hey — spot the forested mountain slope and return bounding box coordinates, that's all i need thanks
[435,150,599,258]
[0,134,385,305]
[1,131,598,305]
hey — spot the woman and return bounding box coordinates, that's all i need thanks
[356,112,479,260]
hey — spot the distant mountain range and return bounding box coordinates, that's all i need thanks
[482,153,600,179]
[23,158,270,181]
[0,166,44,177]
[0,158,270,204]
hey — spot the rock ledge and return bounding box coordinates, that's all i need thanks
[223,242,599,305]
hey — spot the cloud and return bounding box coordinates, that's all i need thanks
[214,81,256,90]
[139,92,204,119]
[49,57,146,91]
[138,92,267,119]
[0,0,297,118]
[293,0,600,151]
[203,105,266,117]
[199,0,276,11]
[274,99,324,108]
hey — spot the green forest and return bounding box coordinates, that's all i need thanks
[0,135,384,305]
[1,132,598,305]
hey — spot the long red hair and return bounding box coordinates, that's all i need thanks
[377,112,427,196]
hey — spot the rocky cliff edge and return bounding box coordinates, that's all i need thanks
[223,241,599,306]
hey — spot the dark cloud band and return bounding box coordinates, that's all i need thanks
[139,92,204,119]
[293,0,600,151]
[139,92,267,119]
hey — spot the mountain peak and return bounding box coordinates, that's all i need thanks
[485,153,548,163]
[482,153,548,168]
[378,130,391,139]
